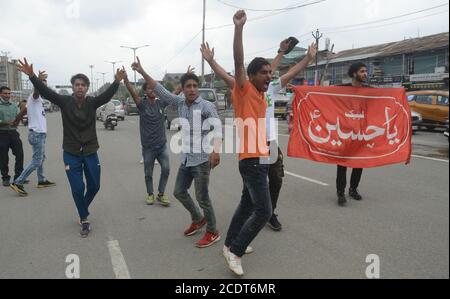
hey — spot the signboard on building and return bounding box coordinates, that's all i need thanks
[410,73,449,82]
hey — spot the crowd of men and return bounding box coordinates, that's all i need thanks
[0,10,373,276]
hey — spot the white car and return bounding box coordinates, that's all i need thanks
[111,99,125,120]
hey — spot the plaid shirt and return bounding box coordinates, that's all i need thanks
[154,84,222,167]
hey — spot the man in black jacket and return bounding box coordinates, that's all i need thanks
[337,62,369,207]
[18,58,127,237]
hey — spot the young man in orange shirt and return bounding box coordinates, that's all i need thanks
[223,10,273,276]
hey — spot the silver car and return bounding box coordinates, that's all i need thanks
[111,99,125,120]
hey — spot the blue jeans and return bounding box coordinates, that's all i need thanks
[174,162,217,233]
[63,151,101,221]
[15,131,47,185]
[225,158,272,257]
[143,144,170,195]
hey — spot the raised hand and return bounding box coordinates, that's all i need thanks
[121,66,129,82]
[38,70,48,81]
[131,56,145,74]
[200,43,215,63]
[115,67,127,82]
[17,58,35,77]
[186,65,196,74]
[279,39,291,54]
[307,42,318,61]
[233,10,247,27]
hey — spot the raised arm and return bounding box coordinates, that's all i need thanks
[132,56,159,91]
[132,57,183,106]
[32,71,47,99]
[201,43,235,89]
[93,68,124,108]
[18,58,65,107]
[122,67,142,106]
[233,10,247,89]
[271,39,291,72]
[280,43,317,88]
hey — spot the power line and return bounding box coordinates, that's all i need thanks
[323,10,449,34]
[320,3,449,31]
[207,0,326,30]
[161,30,203,70]
[215,0,325,12]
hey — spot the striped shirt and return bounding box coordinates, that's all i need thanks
[154,84,222,167]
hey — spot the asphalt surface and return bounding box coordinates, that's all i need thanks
[0,112,448,279]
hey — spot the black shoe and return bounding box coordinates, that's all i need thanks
[268,214,282,231]
[349,189,363,201]
[10,183,28,196]
[80,222,91,238]
[337,191,347,207]
[2,179,10,187]
[37,180,56,188]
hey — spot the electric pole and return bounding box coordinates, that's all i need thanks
[105,61,122,83]
[89,65,95,93]
[312,29,323,86]
[201,0,206,87]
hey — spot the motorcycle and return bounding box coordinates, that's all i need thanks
[104,113,118,130]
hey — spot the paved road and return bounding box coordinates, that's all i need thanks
[0,112,448,279]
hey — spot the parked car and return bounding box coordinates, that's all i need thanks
[273,92,291,120]
[411,111,422,133]
[124,97,139,115]
[444,119,449,142]
[110,99,125,120]
[96,105,104,120]
[407,90,449,130]
[165,88,219,130]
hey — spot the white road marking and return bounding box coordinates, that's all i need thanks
[412,155,449,163]
[107,237,131,279]
[285,171,329,186]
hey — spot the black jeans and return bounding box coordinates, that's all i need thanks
[0,130,24,182]
[268,147,284,213]
[225,158,272,257]
[336,165,363,193]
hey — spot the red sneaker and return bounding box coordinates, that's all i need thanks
[184,218,206,236]
[196,231,221,248]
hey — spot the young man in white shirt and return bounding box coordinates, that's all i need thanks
[10,71,55,196]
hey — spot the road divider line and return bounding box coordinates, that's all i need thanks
[285,171,329,186]
[412,155,449,163]
[107,237,131,279]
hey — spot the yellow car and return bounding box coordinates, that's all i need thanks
[407,90,449,129]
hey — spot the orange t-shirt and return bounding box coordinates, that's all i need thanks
[232,81,269,160]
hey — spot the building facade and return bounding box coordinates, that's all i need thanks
[277,32,449,90]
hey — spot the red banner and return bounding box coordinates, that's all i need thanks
[287,86,412,168]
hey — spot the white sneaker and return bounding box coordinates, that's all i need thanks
[140,158,144,164]
[224,245,253,259]
[227,251,244,276]
[245,246,254,254]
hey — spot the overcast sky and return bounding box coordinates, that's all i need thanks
[1,0,448,86]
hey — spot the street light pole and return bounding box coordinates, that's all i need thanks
[105,61,122,83]
[89,65,94,93]
[121,45,150,89]
[98,72,107,90]
[201,0,206,87]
